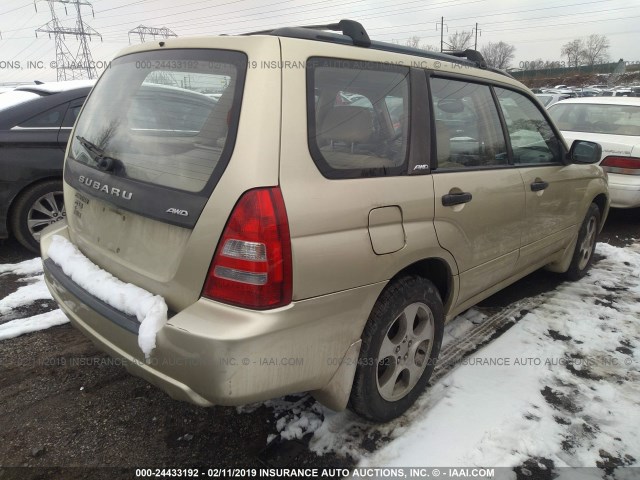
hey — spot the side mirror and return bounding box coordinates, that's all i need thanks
[568,140,602,164]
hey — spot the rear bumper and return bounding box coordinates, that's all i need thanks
[608,173,640,208]
[42,223,381,408]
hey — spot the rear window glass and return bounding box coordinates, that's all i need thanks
[549,103,640,136]
[70,49,247,193]
[307,57,410,179]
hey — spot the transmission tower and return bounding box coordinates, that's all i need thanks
[128,25,177,44]
[35,0,102,81]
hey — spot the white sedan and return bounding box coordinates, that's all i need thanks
[548,97,640,208]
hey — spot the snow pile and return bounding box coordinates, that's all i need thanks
[47,235,168,359]
[0,309,68,340]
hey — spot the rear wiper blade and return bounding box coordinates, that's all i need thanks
[75,135,121,173]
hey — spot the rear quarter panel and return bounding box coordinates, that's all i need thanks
[278,38,459,303]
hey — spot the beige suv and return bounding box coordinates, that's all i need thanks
[41,20,609,422]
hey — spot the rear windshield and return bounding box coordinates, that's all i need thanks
[70,49,247,193]
[548,103,640,136]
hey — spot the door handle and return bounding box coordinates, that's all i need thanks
[530,180,549,192]
[442,192,473,206]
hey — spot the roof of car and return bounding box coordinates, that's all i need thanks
[549,96,640,105]
[246,20,513,79]
[14,79,96,94]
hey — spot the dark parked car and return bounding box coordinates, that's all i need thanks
[0,80,94,252]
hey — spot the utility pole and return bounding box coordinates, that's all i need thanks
[473,23,481,50]
[436,17,448,52]
[128,25,177,44]
[34,0,102,81]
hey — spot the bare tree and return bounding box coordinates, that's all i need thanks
[479,41,516,69]
[447,30,473,51]
[581,34,610,66]
[406,36,421,49]
[561,39,585,68]
[403,36,439,52]
[421,43,439,52]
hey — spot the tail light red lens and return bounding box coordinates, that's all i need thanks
[601,156,640,175]
[202,187,292,309]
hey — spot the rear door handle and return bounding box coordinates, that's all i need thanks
[442,192,472,206]
[530,180,549,192]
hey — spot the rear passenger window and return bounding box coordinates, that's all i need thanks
[19,103,68,128]
[495,88,564,165]
[431,78,508,169]
[308,58,410,178]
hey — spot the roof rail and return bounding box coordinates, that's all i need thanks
[446,49,487,69]
[245,20,513,78]
[247,19,371,47]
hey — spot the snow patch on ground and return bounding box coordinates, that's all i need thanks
[0,275,52,315]
[47,235,168,359]
[0,257,43,276]
[358,242,640,470]
[0,309,68,340]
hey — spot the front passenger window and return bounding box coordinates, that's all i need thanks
[495,88,563,165]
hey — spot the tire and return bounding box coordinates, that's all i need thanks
[565,203,600,281]
[11,180,65,253]
[349,275,444,422]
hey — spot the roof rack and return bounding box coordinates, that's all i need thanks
[446,49,487,69]
[245,19,511,78]
[247,19,370,47]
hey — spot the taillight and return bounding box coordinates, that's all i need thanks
[601,156,640,175]
[202,187,292,309]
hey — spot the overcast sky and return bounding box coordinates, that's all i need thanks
[1,0,639,83]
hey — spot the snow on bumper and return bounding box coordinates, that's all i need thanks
[46,234,167,359]
[41,224,381,408]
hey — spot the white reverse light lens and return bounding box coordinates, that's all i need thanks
[221,239,267,261]
[213,266,268,285]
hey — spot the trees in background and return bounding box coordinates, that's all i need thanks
[561,35,610,67]
[447,30,474,51]
[582,34,610,66]
[480,41,516,69]
[561,39,584,68]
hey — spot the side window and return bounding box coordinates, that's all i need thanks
[431,78,508,169]
[62,100,85,128]
[308,58,410,178]
[19,102,69,128]
[494,88,564,165]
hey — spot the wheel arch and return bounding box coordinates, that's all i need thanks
[389,257,455,313]
[591,193,608,231]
